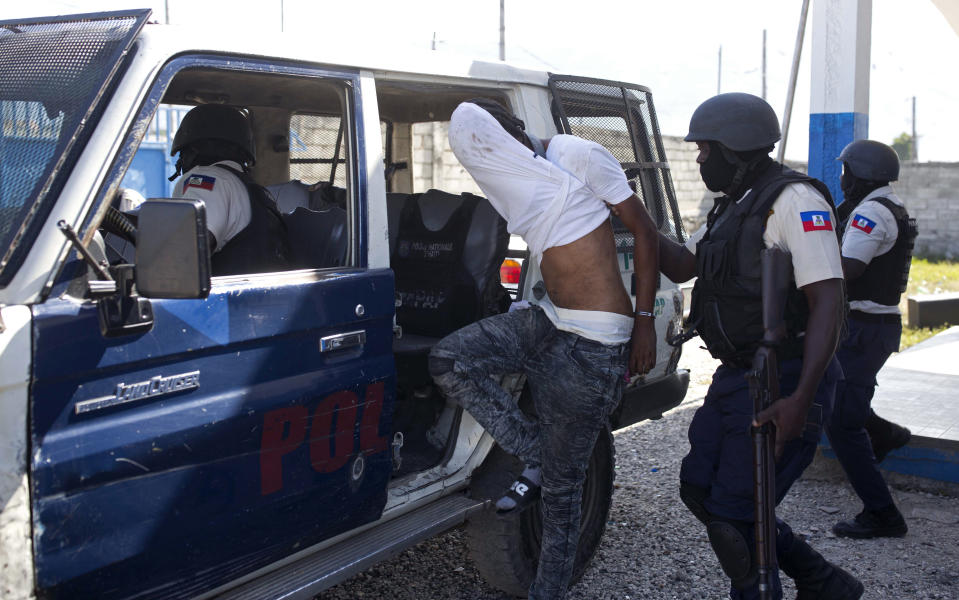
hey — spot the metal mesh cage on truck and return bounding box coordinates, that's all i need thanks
[0,9,150,286]
[289,113,349,187]
[548,75,686,252]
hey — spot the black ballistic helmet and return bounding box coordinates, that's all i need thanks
[837,139,900,182]
[685,92,781,152]
[171,104,256,164]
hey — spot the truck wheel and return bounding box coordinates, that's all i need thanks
[465,428,615,597]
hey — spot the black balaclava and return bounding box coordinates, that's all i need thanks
[700,141,773,199]
[837,168,886,222]
[700,141,737,193]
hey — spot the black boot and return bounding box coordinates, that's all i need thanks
[779,537,864,600]
[833,504,908,539]
[865,411,911,463]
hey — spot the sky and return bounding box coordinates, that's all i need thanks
[4,0,957,163]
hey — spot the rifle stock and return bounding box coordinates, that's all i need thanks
[747,248,792,600]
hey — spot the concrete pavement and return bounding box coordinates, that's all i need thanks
[822,326,959,490]
[873,325,959,441]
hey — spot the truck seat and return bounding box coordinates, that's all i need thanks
[267,180,347,214]
[389,189,508,357]
[281,206,348,269]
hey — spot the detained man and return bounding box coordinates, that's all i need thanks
[429,99,659,599]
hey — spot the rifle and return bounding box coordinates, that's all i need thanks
[746,248,792,600]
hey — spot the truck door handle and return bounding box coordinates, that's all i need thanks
[319,330,366,353]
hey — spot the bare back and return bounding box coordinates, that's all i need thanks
[539,219,633,316]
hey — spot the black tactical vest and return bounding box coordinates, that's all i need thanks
[210,166,291,277]
[689,163,836,366]
[392,194,481,338]
[845,197,917,306]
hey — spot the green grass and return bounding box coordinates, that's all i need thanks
[898,257,959,350]
[900,323,951,351]
[905,257,959,296]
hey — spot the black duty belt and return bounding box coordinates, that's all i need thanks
[720,357,753,370]
[719,339,805,371]
[849,310,902,324]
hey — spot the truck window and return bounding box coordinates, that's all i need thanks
[0,99,63,193]
[121,104,189,200]
[111,67,356,275]
[0,11,148,285]
[289,113,348,187]
[288,115,388,189]
[549,75,686,243]
[374,83,529,303]
[409,121,483,195]
[0,100,64,221]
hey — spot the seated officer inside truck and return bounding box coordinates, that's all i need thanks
[430,99,660,600]
[170,104,290,276]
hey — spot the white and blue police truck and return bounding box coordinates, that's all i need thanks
[0,9,689,599]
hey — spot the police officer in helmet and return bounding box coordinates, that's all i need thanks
[658,93,862,599]
[827,139,917,539]
[171,104,290,276]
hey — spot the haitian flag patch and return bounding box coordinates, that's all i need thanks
[185,174,216,191]
[851,214,876,234]
[800,210,833,232]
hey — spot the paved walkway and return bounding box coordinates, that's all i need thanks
[874,326,959,442]
[854,325,959,486]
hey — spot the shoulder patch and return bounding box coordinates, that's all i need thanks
[850,213,876,234]
[185,174,216,191]
[800,210,833,232]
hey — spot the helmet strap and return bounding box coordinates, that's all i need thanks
[718,145,772,199]
[170,142,252,181]
[169,146,199,181]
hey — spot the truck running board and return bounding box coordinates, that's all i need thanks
[213,494,486,600]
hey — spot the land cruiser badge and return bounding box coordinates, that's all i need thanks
[75,371,200,414]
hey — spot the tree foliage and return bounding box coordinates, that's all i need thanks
[892,132,915,161]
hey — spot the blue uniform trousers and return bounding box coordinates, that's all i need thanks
[826,315,901,511]
[680,356,842,600]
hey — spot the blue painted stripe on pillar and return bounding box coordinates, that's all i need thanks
[808,112,869,206]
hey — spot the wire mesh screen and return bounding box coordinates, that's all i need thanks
[549,76,686,247]
[0,11,146,280]
[0,100,63,213]
[565,114,636,165]
[289,113,348,188]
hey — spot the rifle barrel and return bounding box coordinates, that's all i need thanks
[752,248,792,600]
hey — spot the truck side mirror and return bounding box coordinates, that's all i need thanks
[135,198,211,299]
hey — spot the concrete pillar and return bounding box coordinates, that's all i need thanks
[809,0,872,205]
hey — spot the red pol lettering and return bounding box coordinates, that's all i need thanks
[259,381,389,495]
